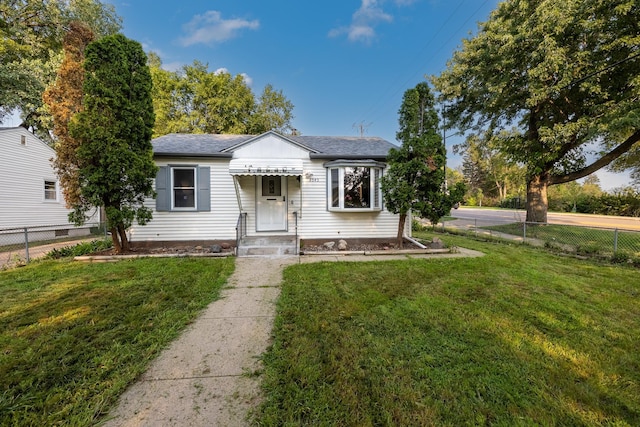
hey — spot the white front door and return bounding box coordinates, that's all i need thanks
[257,176,287,231]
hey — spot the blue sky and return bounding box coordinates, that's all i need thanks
[97,1,629,189]
[111,1,499,163]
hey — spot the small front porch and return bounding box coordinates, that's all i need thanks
[236,234,299,257]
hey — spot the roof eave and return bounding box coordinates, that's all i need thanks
[154,152,233,158]
[309,154,388,161]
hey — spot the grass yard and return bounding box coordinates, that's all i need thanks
[0,257,234,426]
[256,233,640,426]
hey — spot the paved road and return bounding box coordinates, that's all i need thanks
[452,207,640,231]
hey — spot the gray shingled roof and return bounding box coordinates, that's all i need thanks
[152,133,249,157]
[152,132,397,159]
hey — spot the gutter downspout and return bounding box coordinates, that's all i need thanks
[403,235,427,249]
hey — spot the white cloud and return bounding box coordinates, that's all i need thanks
[162,61,184,72]
[179,11,259,46]
[212,68,253,86]
[240,73,253,86]
[329,0,393,43]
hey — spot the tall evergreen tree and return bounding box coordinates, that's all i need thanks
[69,34,157,253]
[381,82,465,246]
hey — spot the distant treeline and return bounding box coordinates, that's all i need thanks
[496,189,640,218]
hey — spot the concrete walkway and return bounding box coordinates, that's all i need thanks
[101,249,483,426]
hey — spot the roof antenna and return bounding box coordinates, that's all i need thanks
[352,121,372,137]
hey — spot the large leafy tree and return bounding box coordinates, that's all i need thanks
[42,21,95,208]
[149,57,295,137]
[249,84,295,134]
[69,34,157,253]
[381,82,465,247]
[0,0,121,140]
[433,0,640,223]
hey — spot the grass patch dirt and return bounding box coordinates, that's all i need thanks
[0,257,234,426]
[256,234,640,426]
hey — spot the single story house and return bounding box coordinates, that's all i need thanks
[130,131,410,254]
[0,127,95,244]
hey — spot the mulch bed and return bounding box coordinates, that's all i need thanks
[92,239,439,256]
[94,243,234,256]
[300,239,426,253]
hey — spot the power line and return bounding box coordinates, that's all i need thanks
[560,50,640,91]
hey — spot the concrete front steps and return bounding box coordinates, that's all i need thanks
[237,235,298,257]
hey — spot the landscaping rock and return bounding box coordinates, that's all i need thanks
[210,245,222,253]
[323,241,336,249]
[431,237,444,249]
[338,239,348,251]
[221,242,231,250]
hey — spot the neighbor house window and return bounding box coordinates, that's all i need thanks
[172,167,196,209]
[44,180,57,201]
[326,160,384,211]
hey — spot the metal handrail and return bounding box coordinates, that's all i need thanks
[293,211,299,255]
[235,212,247,255]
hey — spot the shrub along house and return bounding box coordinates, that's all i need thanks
[130,131,411,255]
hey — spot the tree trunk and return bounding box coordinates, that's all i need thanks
[397,213,407,249]
[496,181,504,201]
[110,226,122,253]
[117,224,129,252]
[526,175,549,223]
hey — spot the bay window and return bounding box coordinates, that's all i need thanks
[326,160,384,211]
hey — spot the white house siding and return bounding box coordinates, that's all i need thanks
[296,160,403,240]
[228,135,309,237]
[232,134,310,159]
[131,132,409,243]
[132,158,404,242]
[130,157,240,242]
[0,128,78,230]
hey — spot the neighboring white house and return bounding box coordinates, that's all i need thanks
[0,127,94,242]
[131,131,410,251]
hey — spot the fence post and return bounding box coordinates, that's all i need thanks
[613,228,619,255]
[474,219,478,237]
[24,227,30,263]
[523,222,527,244]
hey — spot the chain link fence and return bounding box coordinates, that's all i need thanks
[0,223,107,269]
[431,217,640,263]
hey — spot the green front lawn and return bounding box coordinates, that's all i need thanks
[256,235,640,426]
[0,257,234,426]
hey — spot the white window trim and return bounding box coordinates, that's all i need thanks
[43,179,58,202]
[171,166,198,211]
[325,162,384,212]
